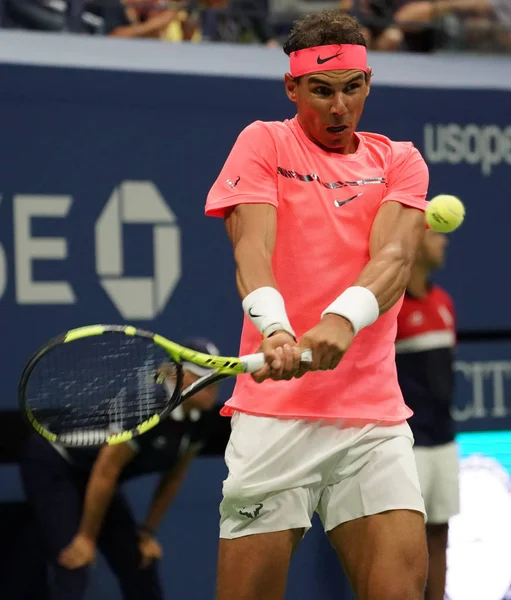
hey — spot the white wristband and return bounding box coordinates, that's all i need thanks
[321,286,379,336]
[242,287,296,339]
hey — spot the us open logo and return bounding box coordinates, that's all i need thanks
[95,181,181,320]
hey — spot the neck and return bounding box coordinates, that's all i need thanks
[297,116,358,155]
[407,264,432,299]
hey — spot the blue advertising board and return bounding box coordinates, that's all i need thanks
[0,35,510,429]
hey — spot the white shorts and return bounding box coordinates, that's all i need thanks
[413,442,460,524]
[219,412,426,539]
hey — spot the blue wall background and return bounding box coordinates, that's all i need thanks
[1,36,510,599]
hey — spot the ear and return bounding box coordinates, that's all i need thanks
[284,73,298,103]
[365,67,372,98]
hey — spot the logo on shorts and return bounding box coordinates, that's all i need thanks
[238,503,263,519]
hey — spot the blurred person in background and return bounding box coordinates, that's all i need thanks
[159,0,280,45]
[395,229,459,600]
[92,0,279,45]
[343,0,509,51]
[341,0,405,51]
[19,337,220,600]
[86,0,178,38]
[391,0,509,51]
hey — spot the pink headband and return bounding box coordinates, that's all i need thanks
[289,44,368,78]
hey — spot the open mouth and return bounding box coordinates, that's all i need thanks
[326,125,348,135]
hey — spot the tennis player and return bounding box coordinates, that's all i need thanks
[396,229,459,600]
[19,337,220,600]
[205,9,429,600]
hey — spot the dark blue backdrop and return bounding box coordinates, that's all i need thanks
[0,59,510,599]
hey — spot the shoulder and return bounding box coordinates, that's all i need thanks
[236,119,294,147]
[358,132,427,171]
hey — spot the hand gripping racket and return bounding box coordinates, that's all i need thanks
[18,324,311,447]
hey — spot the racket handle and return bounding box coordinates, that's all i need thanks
[241,349,313,373]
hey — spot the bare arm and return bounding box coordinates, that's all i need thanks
[354,201,425,313]
[77,444,135,540]
[298,201,425,372]
[224,203,278,298]
[394,0,491,29]
[109,10,176,38]
[142,449,198,534]
[224,203,300,378]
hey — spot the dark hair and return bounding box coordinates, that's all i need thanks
[283,10,366,56]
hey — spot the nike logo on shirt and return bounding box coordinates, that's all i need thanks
[334,193,363,207]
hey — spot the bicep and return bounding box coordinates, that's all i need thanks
[225,203,277,255]
[369,201,425,261]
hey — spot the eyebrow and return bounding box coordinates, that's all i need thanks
[308,74,365,86]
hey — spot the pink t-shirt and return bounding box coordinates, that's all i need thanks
[205,117,429,421]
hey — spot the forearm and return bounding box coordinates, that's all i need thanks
[234,237,277,298]
[143,473,184,533]
[111,11,173,37]
[78,473,119,540]
[226,205,293,338]
[322,204,424,332]
[394,0,483,26]
[354,245,413,314]
[394,1,436,25]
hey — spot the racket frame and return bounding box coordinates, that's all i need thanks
[18,324,265,447]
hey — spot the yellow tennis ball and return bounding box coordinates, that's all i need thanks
[425,195,465,233]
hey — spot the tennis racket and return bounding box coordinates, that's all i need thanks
[19,324,311,448]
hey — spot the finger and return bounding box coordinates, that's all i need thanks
[322,346,346,371]
[263,346,282,370]
[294,362,311,379]
[58,552,72,569]
[327,354,343,371]
[318,348,337,371]
[251,363,270,383]
[268,347,285,379]
[279,344,298,380]
[61,557,77,570]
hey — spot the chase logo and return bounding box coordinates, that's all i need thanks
[0,180,181,321]
[95,181,181,320]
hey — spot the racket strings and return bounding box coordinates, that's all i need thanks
[26,335,179,435]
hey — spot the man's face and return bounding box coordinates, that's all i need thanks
[418,229,448,270]
[285,68,371,153]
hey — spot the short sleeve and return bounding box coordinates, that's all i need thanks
[381,144,429,211]
[205,121,278,218]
